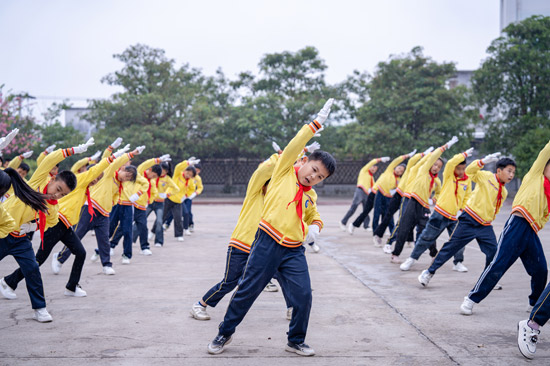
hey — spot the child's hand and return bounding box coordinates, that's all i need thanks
[481,152,501,165]
[464,148,474,157]
[315,98,334,125]
[114,144,131,158]
[305,142,321,153]
[380,157,390,163]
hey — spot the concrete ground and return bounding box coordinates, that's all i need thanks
[0,199,549,365]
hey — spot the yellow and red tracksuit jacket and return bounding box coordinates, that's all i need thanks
[133,158,161,210]
[434,152,473,220]
[395,153,423,197]
[375,155,408,197]
[153,175,179,203]
[357,159,380,194]
[194,175,203,195]
[0,205,16,238]
[168,161,196,203]
[408,146,446,208]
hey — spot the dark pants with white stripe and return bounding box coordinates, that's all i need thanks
[428,211,497,274]
[468,215,548,306]
[218,229,311,344]
[531,282,550,326]
[393,198,430,256]
[372,192,394,234]
[341,188,369,226]
[411,211,465,262]
[131,207,150,250]
[351,191,376,228]
[386,197,414,245]
[109,204,134,258]
[373,194,403,238]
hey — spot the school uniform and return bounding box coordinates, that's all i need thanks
[187,174,203,227]
[163,160,192,237]
[149,174,179,245]
[341,158,380,227]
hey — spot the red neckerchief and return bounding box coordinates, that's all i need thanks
[454,173,469,204]
[494,174,505,215]
[368,171,374,188]
[115,171,123,196]
[393,172,399,187]
[287,166,312,239]
[144,171,152,200]
[429,172,437,192]
[85,186,95,222]
[38,183,58,249]
[544,177,550,214]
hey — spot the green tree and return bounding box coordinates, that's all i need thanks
[472,15,550,176]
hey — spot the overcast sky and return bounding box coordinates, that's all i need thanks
[0,0,500,112]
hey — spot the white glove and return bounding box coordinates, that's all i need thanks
[159,154,171,162]
[428,199,434,206]
[111,137,123,149]
[19,222,38,234]
[423,146,435,155]
[90,150,101,161]
[114,144,131,158]
[0,128,19,151]
[407,149,417,157]
[481,152,501,165]
[188,158,200,166]
[21,151,33,159]
[272,141,281,152]
[45,144,56,154]
[134,145,146,155]
[313,126,324,137]
[445,136,459,149]
[305,141,321,153]
[315,98,334,125]
[188,192,197,200]
[129,193,140,203]
[380,157,390,163]
[305,224,320,244]
[464,148,474,157]
[73,138,95,154]
[159,193,167,199]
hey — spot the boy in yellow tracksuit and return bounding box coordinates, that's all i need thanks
[400,147,474,271]
[419,153,516,287]
[149,162,179,246]
[462,140,550,319]
[0,139,94,322]
[70,150,101,174]
[207,99,335,357]
[187,163,203,232]
[390,137,459,262]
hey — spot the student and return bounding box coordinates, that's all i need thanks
[17,163,30,179]
[207,99,335,357]
[0,139,93,322]
[6,150,33,171]
[2,153,114,298]
[188,163,203,232]
[372,148,433,247]
[71,150,101,174]
[148,162,179,247]
[340,157,388,234]
[418,154,516,287]
[518,282,550,359]
[461,140,550,316]
[400,147,474,271]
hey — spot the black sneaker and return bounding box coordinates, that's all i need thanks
[285,341,315,356]
[207,334,232,354]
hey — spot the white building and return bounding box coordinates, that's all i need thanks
[64,107,96,138]
[500,0,550,31]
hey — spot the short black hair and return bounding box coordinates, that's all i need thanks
[87,163,96,170]
[160,161,172,177]
[185,166,197,177]
[308,150,336,177]
[19,163,30,172]
[151,164,162,176]
[457,160,467,166]
[194,163,202,170]
[496,158,516,171]
[56,170,77,191]
[124,165,138,182]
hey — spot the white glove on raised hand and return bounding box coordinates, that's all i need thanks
[407,149,417,157]
[305,141,321,153]
[380,157,391,163]
[134,145,146,155]
[0,128,19,151]
[129,193,140,203]
[188,158,200,166]
[481,152,501,165]
[159,193,167,199]
[272,141,281,153]
[445,136,459,149]
[114,144,130,158]
[45,144,56,154]
[315,98,334,125]
[305,224,320,244]
[19,222,38,235]
[464,148,475,157]
[111,137,123,149]
[159,154,171,162]
[423,146,435,155]
[73,138,95,154]
[313,126,324,137]
[21,151,33,159]
[90,150,101,161]
[188,192,197,200]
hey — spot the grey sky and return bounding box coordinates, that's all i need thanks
[0,0,499,110]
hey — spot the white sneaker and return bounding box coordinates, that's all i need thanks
[517,319,539,359]
[453,262,468,272]
[264,281,279,292]
[310,243,320,253]
[184,229,192,236]
[494,283,503,290]
[33,307,53,322]
[285,342,315,356]
[366,227,373,232]
[147,232,154,240]
[121,255,131,265]
[162,223,169,231]
[0,278,17,300]
[51,252,62,275]
[90,252,100,262]
[154,243,162,247]
[418,270,433,287]
[400,257,416,271]
[383,244,392,254]
[109,248,114,256]
[103,266,116,275]
[460,296,475,315]
[177,236,184,242]
[141,249,153,256]
[189,224,195,233]
[286,307,293,321]
[373,236,382,247]
[190,303,211,320]
[390,255,401,264]
[526,304,534,313]
[338,221,346,232]
[405,241,414,248]
[64,285,87,297]
[347,223,355,235]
